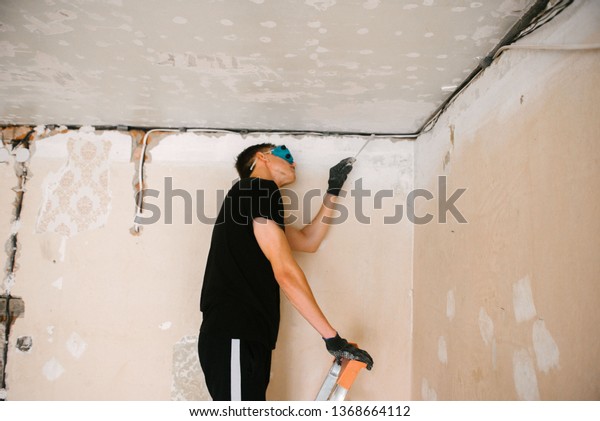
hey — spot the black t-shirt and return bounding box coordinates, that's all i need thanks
[200,177,285,349]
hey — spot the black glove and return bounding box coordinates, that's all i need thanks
[323,333,374,370]
[327,157,354,196]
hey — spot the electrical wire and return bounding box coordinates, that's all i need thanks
[187,128,239,135]
[493,43,600,59]
[132,129,178,233]
[516,0,574,40]
[419,0,583,135]
[421,42,600,135]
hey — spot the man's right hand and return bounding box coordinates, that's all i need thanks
[323,333,374,370]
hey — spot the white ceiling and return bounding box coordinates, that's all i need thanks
[0,0,535,134]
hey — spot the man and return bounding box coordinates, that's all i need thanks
[198,143,373,401]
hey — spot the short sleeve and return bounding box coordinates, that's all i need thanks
[236,178,285,229]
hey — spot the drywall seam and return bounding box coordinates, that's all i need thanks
[408,140,416,398]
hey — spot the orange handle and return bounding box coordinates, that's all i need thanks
[337,359,367,390]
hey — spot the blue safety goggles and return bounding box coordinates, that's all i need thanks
[249,144,295,172]
[268,145,294,164]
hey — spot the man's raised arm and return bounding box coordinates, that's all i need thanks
[286,157,354,253]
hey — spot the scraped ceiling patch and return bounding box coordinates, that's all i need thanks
[36,134,112,237]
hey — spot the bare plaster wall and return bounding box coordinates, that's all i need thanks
[1,130,413,400]
[412,0,600,400]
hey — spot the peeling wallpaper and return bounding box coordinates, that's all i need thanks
[36,136,112,237]
[0,0,534,133]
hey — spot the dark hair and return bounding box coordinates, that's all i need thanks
[235,143,275,178]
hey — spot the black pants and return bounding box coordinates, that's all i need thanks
[198,331,272,401]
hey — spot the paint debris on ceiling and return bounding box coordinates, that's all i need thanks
[0,0,535,134]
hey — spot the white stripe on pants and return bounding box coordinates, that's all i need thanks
[230,339,241,401]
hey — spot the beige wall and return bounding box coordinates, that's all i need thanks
[412,1,600,400]
[2,131,413,400]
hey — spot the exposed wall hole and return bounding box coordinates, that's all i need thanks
[16,336,32,353]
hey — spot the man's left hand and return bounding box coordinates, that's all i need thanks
[327,157,354,196]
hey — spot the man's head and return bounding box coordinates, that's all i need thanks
[235,143,296,187]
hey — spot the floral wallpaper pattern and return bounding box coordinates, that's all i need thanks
[36,136,112,237]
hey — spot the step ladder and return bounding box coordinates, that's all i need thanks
[315,357,367,401]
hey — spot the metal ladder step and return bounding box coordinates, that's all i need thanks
[315,358,367,401]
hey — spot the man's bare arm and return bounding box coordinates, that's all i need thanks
[286,157,354,253]
[285,193,339,253]
[253,217,337,339]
